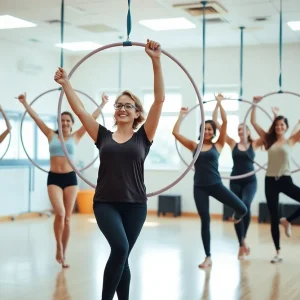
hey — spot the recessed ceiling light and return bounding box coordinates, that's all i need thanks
[139,17,196,31]
[287,21,300,31]
[0,15,36,29]
[55,41,102,51]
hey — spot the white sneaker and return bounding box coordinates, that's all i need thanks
[280,218,292,237]
[270,255,282,263]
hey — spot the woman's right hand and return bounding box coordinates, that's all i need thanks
[17,93,27,104]
[54,67,68,85]
[253,96,262,103]
[179,107,189,117]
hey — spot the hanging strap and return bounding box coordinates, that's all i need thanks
[239,27,245,100]
[60,0,65,68]
[201,1,207,96]
[118,36,123,92]
[278,0,283,93]
[123,0,132,46]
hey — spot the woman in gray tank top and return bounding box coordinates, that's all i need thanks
[173,94,247,268]
[251,96,300,263]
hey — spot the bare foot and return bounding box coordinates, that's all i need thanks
[238,247,245,260]
[244,245,250,256]
[280,218,292,237]
[56,247,63,265]
[62,257,70,268]
[199,257,212,268]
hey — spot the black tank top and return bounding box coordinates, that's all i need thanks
[231,143,256,182]
[193,144,221,186]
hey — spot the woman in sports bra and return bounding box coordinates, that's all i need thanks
[173,94,247,268]
[17,92,107,267]
[251,96,300,263]
[213,104,264,259]
[0,105,12,144]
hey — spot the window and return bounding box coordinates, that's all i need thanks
[197,91,240,172]
[0,111,56,166]
[144,91,182,170]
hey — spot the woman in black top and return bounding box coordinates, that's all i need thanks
[213,104,263,259]
[54,39,165,300]
[0,105,11,144]
[172,94,247,268]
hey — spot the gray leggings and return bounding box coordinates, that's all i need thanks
[194,183,247,257]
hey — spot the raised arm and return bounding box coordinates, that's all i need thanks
[172,108,197,152]
[17,93,53,139]
[212,98,235,149]
[143,40,165,142]
[250,96,267,139]
[54,68,99,142]
[290,120,300,137]
[288,121,300,146]
[72,92,108,143]
[215,94,227,149]
[272,106,279,120]
[0,106,11,143]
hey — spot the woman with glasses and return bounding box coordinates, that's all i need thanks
[54,39,165,300]
[0,105,12,144]
[17,92,106,268]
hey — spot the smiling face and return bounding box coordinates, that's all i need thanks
[61,112,74,134]
[114,95,140,127]
[238,123,250,140]
[274,118,288,136]
[113,91,145,129]
[199,120,216,142]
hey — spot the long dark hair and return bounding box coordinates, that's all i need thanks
[198,120,217,140]
[239,123,253,143]
[54,111,75,134]
[265,115,289,149]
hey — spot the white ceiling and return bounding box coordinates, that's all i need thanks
[0,0,299,55]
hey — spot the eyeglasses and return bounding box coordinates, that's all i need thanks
[114,103,138,111]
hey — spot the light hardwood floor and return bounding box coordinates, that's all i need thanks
[0,214,299,300]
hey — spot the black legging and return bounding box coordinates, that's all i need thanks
[194,183,247,257]
[265,176,300,250]
[93,202,147,300]
[230,180,257,247]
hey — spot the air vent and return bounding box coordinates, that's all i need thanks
[172,1,227,16]
[44,19,70,25]
[253,16,269,22]
[28,38,40,43]
[78,24,118,33]
[205,17,228,24]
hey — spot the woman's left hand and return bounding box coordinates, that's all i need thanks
[145,39,161,60]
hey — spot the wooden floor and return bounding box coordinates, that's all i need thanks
[0,214,299,300]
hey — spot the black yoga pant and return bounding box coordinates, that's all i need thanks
[265,176,300,251]
[194,183,247,257]
[93,202,147,300]
[230,180,257,247]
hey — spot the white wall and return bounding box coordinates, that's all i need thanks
[0,41,299,217]
[0,39,72,216]
[69,43,300,216]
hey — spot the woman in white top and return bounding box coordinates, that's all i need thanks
[251,96,300,263]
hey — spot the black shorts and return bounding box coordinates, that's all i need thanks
[47,171,78,189]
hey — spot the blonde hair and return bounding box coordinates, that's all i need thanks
[113,90,145,129]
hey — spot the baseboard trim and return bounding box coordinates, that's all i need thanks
[0,211,258,222]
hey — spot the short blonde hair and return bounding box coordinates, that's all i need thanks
[113,90,145,129]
